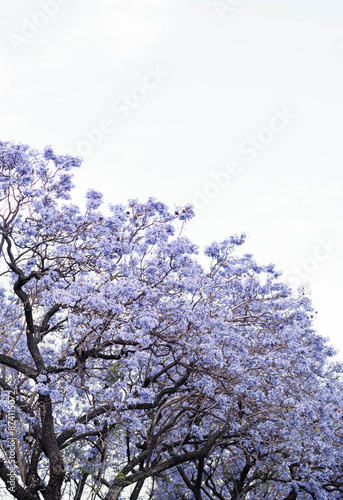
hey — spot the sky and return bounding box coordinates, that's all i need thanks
[0,0,342,357]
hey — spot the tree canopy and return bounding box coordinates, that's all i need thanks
[0,140,342,500]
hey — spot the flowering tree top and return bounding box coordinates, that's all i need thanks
[0,140,342,500]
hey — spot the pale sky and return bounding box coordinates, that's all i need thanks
[1,0,343,357]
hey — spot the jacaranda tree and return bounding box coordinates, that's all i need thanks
[0,141,342,500]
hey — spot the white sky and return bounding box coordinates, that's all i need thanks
[0,0,342,358]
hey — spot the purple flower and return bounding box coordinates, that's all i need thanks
[85,189,103,210]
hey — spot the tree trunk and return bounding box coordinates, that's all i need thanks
[74,473,88,500]
[283,488,298,500]
[193,457,204,500]
[39,395,65,500]
[130,479,145,500]
[104,483,124,500]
